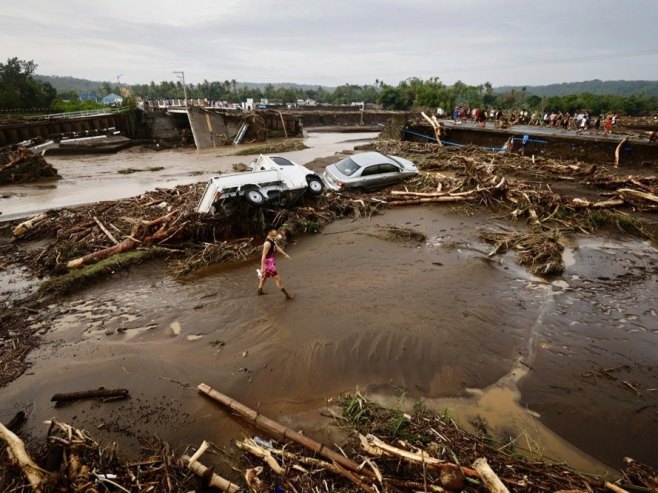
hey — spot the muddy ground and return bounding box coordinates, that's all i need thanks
[1,131,657,484]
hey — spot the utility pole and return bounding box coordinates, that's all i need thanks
[116,74,123,86]
[173,71,187,105]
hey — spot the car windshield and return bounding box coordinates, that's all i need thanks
[335,157,361,176]
[271,156,294,166]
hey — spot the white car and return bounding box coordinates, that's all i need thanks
[196,155,324,213]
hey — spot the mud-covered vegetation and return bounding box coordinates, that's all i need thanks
[2,392,656,492]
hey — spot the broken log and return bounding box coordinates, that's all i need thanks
[472,457,509,493]
[197,383,370,477]
[51,388,130,403]
[571,198,626,209]
[66,237,138,269]
[614,138,628,167]
[604,482,630,493]
[617,188,658,205]
[0,422,49,492]
[12,213,48,238]
[422,111,443,146]
[359,433,475,479]
[182,452,240,493]
[237,438,285,475]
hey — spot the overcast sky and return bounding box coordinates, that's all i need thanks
[2,0,657,87]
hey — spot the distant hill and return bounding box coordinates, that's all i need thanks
[495,80,658,97]
[240,82,336,91]
[35,75,335,93]
[35,75,109,93]
[36,74,658,98]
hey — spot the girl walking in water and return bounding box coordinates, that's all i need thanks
[257,225,294,299]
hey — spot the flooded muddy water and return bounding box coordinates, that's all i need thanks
[2,206,656,472]
[0,132,377,219]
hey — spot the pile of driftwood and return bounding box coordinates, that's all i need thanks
[4,181,378,286]
[0,146,60,185]
[3,386,656,492]
[368,140,657,263]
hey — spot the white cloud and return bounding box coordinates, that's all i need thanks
[1,0,656,86]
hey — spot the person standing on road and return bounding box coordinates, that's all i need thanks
[257,225,294,299]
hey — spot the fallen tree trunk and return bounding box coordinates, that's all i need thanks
[0,422,49,492]
[66,237,138,269]
[51,388,130,403]
[197,383,370,477]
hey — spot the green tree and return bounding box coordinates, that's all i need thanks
[0,57,56,109]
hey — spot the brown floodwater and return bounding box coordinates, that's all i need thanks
[0,132,377,219]
[1,205,656,474]
[1,132,657,474]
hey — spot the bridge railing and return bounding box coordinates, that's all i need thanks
[37,108,128,120]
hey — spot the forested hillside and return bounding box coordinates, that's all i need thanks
[496,80,658,97]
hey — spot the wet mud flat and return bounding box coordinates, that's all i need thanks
[1,206,657,477]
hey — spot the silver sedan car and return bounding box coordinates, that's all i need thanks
[322,152,419,191]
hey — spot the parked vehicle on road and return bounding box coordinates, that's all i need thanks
[322,152,418,191]
[196,155,323,213]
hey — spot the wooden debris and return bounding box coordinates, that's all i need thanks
[421,112,443,146]
[183,440,241,493]
[197,383,370,477]
[604,481,630,493]
[51,387,130,403]
[614,138,629,167]
[617,188,658,205]
[472,457,510,493]
[93,215,119,244]
[0,422,49,492]
[12,213,48,238]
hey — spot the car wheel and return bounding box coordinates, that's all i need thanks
[306,175,324,196]
[244,189,265,207]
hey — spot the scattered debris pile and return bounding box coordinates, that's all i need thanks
[479,229,564,276]
[3,183,379,291]
[3,388,657,492]
[0,145,60,185]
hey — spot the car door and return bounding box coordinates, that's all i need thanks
[270,156,306,189]
[359,164,384,189]
[377,163,402,186]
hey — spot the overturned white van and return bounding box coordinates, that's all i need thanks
[195,155,324,213]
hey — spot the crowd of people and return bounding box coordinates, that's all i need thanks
[448,105,626,135]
